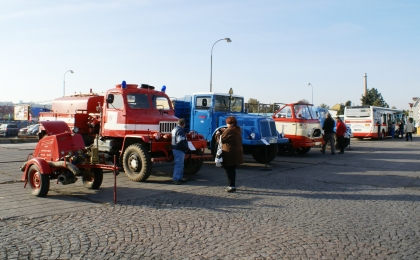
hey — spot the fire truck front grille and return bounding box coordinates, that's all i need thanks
[160,122,177,134]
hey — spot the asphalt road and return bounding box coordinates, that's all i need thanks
[0,137,419,259]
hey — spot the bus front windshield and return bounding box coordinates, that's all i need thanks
[294,104,316,119]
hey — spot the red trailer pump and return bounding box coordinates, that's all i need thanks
[20,121,118,197]
[39,82,211,182]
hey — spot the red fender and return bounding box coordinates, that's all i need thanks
[21,158,52,182]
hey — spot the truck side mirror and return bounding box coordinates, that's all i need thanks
[107,94,114,104]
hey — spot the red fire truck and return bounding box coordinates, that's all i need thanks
[39,82,211,182]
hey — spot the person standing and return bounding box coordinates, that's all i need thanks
[171,118,189,184]
[335,117,347,154]
[404,118,415,141]
[215,116,244,192]
[399,120,405,139]
[321,112,336,155]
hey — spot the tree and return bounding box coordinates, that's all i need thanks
[246,98,259,113]
[361,88,389,107]
[297,99,310,104]
[337,101,352,115]
[318,103,329,109]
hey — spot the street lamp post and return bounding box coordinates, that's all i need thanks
[308,83,313,105]
[210,38,231,92]
[63,70,74,96]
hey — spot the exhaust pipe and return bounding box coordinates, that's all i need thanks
[57,173,78,185]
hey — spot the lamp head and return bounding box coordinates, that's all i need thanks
[70,70,74,73]
[224,38,232,42]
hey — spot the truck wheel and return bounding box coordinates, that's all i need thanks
[83,168,103,189]
[123,143,152,182]
[295,147,311,154]
[252,144,277,163]
[278,143,295,156]
[28,165,50,197]
[184,159,203,175]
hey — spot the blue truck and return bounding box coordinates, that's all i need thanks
[173,90,289,163]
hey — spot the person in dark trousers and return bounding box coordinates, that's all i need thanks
[171,118,189,184]
[321,112,336,155]
[399,120,405,139]
[404,118,415,141]
[215,116,244,192]
[335,117,347,154]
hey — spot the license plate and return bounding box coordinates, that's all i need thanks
[315,142,321,145]
[269,139,277,144]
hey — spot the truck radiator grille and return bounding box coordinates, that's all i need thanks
[260,120,277,138]
[160,122,177,134]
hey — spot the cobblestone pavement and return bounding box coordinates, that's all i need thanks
[0,137,419,259]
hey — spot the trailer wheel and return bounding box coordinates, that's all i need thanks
[83,168,103,189]
[295,147,311,154]
[123,143,152,182]
[252,144,277,163]
[28,165,50,197]
[278,143,295,156]
[184,151,204,174]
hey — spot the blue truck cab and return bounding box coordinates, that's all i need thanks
[173,91,289,163]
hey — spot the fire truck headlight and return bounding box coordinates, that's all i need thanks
[189,131,197,138]
[250,133,256,139]
[68,150,73,156]
[154,132,161,140]
[72,127,79,133]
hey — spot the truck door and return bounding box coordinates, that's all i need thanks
[192,95,213,140]
[103,93,127,137]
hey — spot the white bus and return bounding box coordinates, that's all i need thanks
[344,106,404,139]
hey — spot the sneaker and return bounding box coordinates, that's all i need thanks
[225,186,236,192]
[320,150,325,154]
[180,179,188,183]
[338,152,343,154]
[172,180,182,185]
[331,153,335,155]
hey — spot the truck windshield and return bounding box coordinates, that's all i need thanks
[214,95,243,112]
[294,104,316,119]
[127,94,150,109]
[152,95,171,110]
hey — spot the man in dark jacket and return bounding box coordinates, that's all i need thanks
[171,118,189,184]
[321,112,336,155]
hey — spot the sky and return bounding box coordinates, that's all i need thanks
[1,0,419,110]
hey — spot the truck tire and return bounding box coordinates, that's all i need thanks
[82,168,103,189]
[252,144,277,164]
[123,143,152,182]
[28,165,50,197]
[278,143,295,156]
[184,159,203,175]
[295,147,311,154]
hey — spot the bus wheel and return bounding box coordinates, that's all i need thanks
[295,147,311,154]
[278,143,295,156]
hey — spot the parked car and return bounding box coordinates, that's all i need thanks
[0,124,19,137]
[18,124,39,137]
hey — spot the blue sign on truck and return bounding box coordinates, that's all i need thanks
[173,90,289,163]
